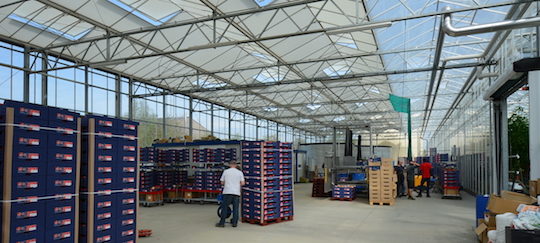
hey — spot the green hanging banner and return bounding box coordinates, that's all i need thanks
[389,94,413,161]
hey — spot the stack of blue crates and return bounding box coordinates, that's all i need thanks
[332,185,356,199]
[241,141,294,224]
[0,100,80,243]
[193,171,223,191]
[140,147,156,163]
[80,115,138,243]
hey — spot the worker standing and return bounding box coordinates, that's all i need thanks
[395,161,405,197]
[417,161,433,198]
[405,161,418,200]
[216,162,245,228]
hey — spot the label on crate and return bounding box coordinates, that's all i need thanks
[122,219,134,226]
[122,229,134,236]
[124,135,136,141]
[123,167,135,172]
[54,206,72,214]
[98,143,113,150]
[98,155,113,161]
[98,120,113,127]
[123,177,135,183]
[18,167,39,174]
[55,180,72,187]
[98,178,112,184]
[53,232,71,240]
[16,224,37,233]
[54,219,71,227]
[123,145,136,151]
[56,153,73,161]
[56,140,74,148]
[18,137,40,145]
[122,198,135,205]
[122,209,135,215]
[96,235,111,243]
[16,210,37,219]
[54,194,73,200]
[21,123,40,131]
[57,128,74,135]
[16,239,37,243]
[123,124,136,130]
[19,152,39,160]
[97,132,113,138]
[123,156,135,162]
[98,167,112,173]
[56,113,74,122]
[55,167,73,174]
[17,196,38,203]
[19,108,40,117]
[97,212,112,220]
[97,201,112,208]
[97,223,111,231]
[17,181,38,189]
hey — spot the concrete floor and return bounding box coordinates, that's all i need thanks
[139,183,477,243]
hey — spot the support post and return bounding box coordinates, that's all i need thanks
[23,46,30,102]
[189,97,193,138]
[529,71,540,180]
[41,52,48,105]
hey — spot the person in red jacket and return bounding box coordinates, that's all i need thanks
[417,161,433,198]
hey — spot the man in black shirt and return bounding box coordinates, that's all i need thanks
[405,161,419,200]
[395,161,405,197]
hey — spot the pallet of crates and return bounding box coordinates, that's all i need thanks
[369,158,395,206]
[332,185,356,201]
[0,101,81,243]
[442,166,461,200]
[80,115,139,243]
[241,141,293,226]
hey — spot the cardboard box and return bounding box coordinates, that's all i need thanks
[484,213,496,227]
[487,191,537,214]
[381,158,393,167]
[475,223,488,243]
[530,180,539,197]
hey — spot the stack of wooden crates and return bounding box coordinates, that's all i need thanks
[368,158,395,206]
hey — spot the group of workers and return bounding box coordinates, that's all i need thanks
[395,160,433,200]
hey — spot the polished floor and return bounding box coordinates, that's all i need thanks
[139,183,476,243]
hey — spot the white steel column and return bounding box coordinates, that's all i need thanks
[529,71,540,180]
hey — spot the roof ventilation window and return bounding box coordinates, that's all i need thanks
[263,106,278,112]
[254,0,276,7]
[108,0,180,26]
[8,2,94,41]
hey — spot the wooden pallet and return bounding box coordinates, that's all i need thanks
[369,201,395,206]
[241,216,294,226]
[330,197,355,201]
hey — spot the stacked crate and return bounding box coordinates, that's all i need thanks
[80,115,138,243]
[332,185,356,200]
[368,158,395,206]
[241,141,294,225]
[0,101,81,243]
[139,147,156,163]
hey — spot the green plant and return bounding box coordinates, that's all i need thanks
[508,106,529,182]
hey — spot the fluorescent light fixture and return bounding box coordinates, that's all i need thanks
[263,106,278,112]
[299,118,312,123]
[385,129,399,133]
[326,21,393,35]
[306,104,321,110]
[91,59,128,67]
[333,116,346,122]
[370,115,383,120]
[8,14,93,41]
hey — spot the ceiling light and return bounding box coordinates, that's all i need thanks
[263,106,278,112]
[326,21,393,35]
[355,102,365,108]
[306,104,321,110]
[299,118,312,123]
[333,116,346,122]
